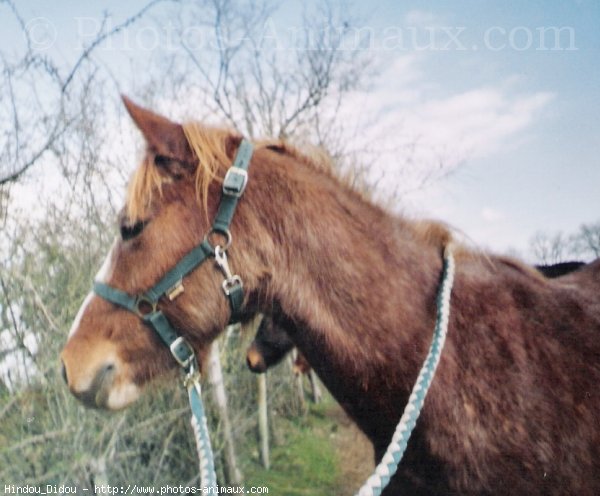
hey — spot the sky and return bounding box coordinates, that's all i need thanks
[2,0,600,260]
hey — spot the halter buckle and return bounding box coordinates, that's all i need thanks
[223,167,248,198]
[169,336,196,369]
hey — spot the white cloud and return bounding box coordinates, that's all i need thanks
[409,88,554,160]
[334,54,555,201]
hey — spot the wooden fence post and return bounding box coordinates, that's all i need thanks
[207,339,242,485]
[257,373,270,469]
[309,369,322,404]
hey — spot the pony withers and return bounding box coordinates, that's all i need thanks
[61,97,600,495]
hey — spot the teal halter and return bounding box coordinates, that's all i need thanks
[93,138,253,370]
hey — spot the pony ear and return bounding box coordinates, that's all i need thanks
[121,95,194,164]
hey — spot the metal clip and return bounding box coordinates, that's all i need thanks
[214,245,233,279]
[222,275,243,295]
[183,360,201,390]
[214,246,243,296]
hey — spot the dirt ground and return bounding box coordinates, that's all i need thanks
[328,404,375,495]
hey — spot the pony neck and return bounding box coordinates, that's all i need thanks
[242,151,448,440]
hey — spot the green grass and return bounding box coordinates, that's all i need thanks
[243,400,340,496]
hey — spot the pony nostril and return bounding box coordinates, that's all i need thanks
[99,363,116,380]
[72,362,118,409]
[61,360,68,384]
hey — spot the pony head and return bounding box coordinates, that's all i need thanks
[61,97,258,409]
[246,316,295,373]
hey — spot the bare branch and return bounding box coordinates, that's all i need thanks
[0,272,19,337]
[0,118,71,186]
[0,0,178,186]
[61,0,178,93]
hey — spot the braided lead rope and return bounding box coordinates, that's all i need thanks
[187,376,218,490]
[356,244,456,496]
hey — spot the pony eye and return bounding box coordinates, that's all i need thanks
[154,155,171,168]
[120,221,147,241]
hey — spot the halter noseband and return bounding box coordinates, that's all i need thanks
[93,139,254,372]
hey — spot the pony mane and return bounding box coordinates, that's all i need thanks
[126,122,455,259]
[125,120,462,262]
[126,122,343,222]
[126,154,163,221]
[410,219,454,252]
[259,139,337,176]
[183,122,237,218]
[266,141,459,257]
[126,122,237,221]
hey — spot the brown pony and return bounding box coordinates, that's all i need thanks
[61,97,600,495]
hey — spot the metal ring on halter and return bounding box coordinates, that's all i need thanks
[204,227,232,252]
[134,296,158,318]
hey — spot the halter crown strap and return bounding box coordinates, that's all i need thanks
[210,139,253,322]
[213,139,253,233]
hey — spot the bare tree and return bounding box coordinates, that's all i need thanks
[168,0,373,141]
[530,221,600,264]
[207,339,242,485]
[572,221,600,259]
[0,0,175,186]
[530,231,571,264]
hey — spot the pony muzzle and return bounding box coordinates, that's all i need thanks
[61,341,140,410]
[246,346,267,373]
